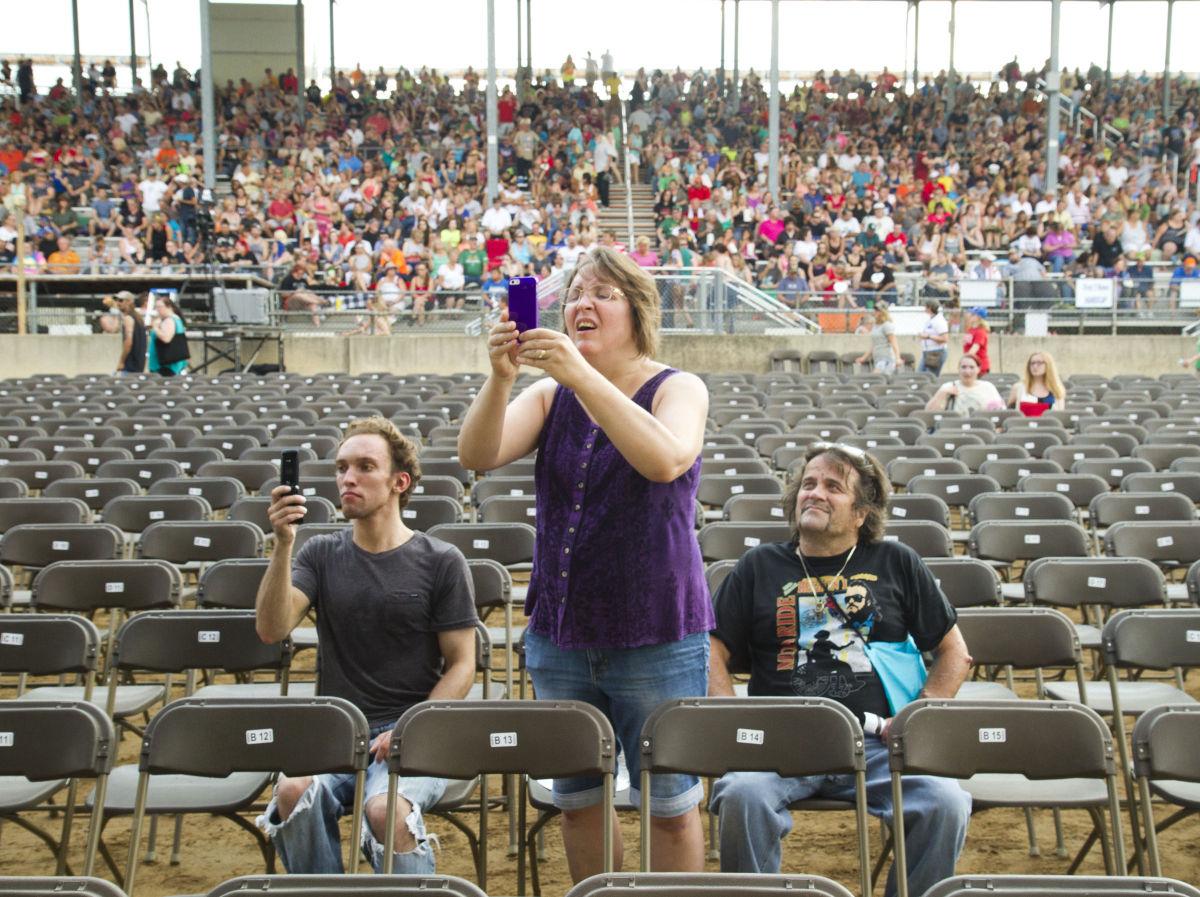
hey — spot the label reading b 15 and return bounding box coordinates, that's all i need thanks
[978,728,1007,743]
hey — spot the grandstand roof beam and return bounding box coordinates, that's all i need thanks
[768,0,780,201]
[200,0,216,193]
[486,0,498,203]
[1046,0,1062,195]
[70,0,83,109]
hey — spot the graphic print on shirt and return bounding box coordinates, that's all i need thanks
[777,572,881,700]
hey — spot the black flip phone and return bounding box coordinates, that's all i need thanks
[280,449,301,496]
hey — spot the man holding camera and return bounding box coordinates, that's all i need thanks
[255,417,478,874]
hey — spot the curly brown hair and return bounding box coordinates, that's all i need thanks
[340,416,422,510]
[781,443,892,545]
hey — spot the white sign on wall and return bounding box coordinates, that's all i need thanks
[1074,278,1115,309]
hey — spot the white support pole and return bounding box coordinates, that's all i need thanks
[1046,0,1062,196]
[200,0,216,192]
[768,0,780,201]
[486,0,499,202]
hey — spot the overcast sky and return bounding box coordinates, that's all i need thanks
[4,0,1197,87]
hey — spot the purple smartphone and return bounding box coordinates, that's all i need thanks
[507,276,539,333]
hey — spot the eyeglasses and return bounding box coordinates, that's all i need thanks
[565,284,624,304]
[1029,359,1047,366]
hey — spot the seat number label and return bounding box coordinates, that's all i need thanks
[198,631,220,643]
[0,632,23,646]
[1087,577,1106,589]
[736,728,765,745]
[245,728,274,745]
[978,728,1006,743]
[1024,534,1041,544]
[194,536,212,548]
[105,582,125,593]
[490,731,518,748]
[0,733,12,747]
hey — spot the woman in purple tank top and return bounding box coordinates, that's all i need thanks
[459,247,712,879]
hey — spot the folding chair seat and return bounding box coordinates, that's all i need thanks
[196,558,269,611]
[417,457,473,487]
[1104,521,1200,572]
[204,424,272,443]
[917,432,987,456]
[883,520,953,557]
[0,476,28,499]
[697,521,792,561]
[0,460,86,491]
[388,699,617,887]
[702,434,746,448]
[887,493,951,527]
[1121,471,1200,503]
[863,445,940,468]
[0,497,89,532]
[149,476,246,511]
[924,557,1002,608]
[699,458,773,478]
[723,494,789,523]
[0,425,48,447]
[270,434,339,459]
[260,475,340,509]
[101,495,212,537]
[1016,473,1109,514]
[135,425,201,448]
[886,458,968,489]
[719,420,784,445]
[1169,456,1200,474]
[24,436,89,458]
[104,436,174,461]
[909,410,962,431]
[968,520,1091,600]
[1071,431,1139,457]
[292,459,333,479]
[474,494,535,525]
[147,446,223,475]
[1133,443,1200,471]
[94,459,183,490]
[923,875,1199,897]
[861,420,924,445]
[379,493,457,529]
[995,430,1064,458]
[907,474,1001,511]
[1072,457,1154,489]
[955,606,1086,701]
[138,520,264,566]
[118,696,371,893]
[1046,444,1118,468]
[1132,704,1200,879]
[841,435,904,452]
[193,435,263,460]
[229,496,337,534]
[977,458,1064,490]
[48,447,132,476]
[2,523,124,583]
[1089,492,1194,538]
[407,474,465,504]
[0,447,46,465]
[697,474,783,510]
[967,491,1074,526]
[487,458,537,479]
[426,522,535,568]
[638,697,871,893]
[710,408,767,428]
[1081,422,1147,444]
[23,560,182,719]
[0,698,115,878]
[888,699,1127,894]
[701,443,759,461]
[203,875,488,897]
[196,460,280,493]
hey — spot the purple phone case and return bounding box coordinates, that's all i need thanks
[507,277,539,332]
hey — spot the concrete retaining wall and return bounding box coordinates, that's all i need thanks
[0,335,121,378]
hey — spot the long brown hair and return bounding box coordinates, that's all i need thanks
[781,444,892,545]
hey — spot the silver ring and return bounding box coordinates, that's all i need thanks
[540,350,548,359]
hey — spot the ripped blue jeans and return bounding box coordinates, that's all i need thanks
[257,722,446,874]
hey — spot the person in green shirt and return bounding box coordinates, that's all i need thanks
[459,235,487,287]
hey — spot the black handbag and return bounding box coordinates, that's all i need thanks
[156,319,190,366]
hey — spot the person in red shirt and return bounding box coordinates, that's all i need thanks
[962,307,991,375]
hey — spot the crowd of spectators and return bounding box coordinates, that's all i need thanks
[0,54,1198,325]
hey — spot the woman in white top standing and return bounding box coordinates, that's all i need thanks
[917,299,949,376]
[1008,350,1067,414]
[924,355,1005,415]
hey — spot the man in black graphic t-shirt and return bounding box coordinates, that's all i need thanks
[709,444,972,897]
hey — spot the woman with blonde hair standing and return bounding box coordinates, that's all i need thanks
[459,246,711,880]
[855,302,902,374]
[1009,351,1067,414]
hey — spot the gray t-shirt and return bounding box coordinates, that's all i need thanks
[292,529,478,727]
[869,320,895,362]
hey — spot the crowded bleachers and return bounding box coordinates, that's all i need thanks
[0,364,1197,894]
[1,57,1198,329]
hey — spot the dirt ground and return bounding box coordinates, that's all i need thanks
[2,606,1198,897]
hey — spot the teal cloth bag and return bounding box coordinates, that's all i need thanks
[863,636,928,715]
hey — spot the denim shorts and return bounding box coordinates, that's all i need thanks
[524,630,709,817]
